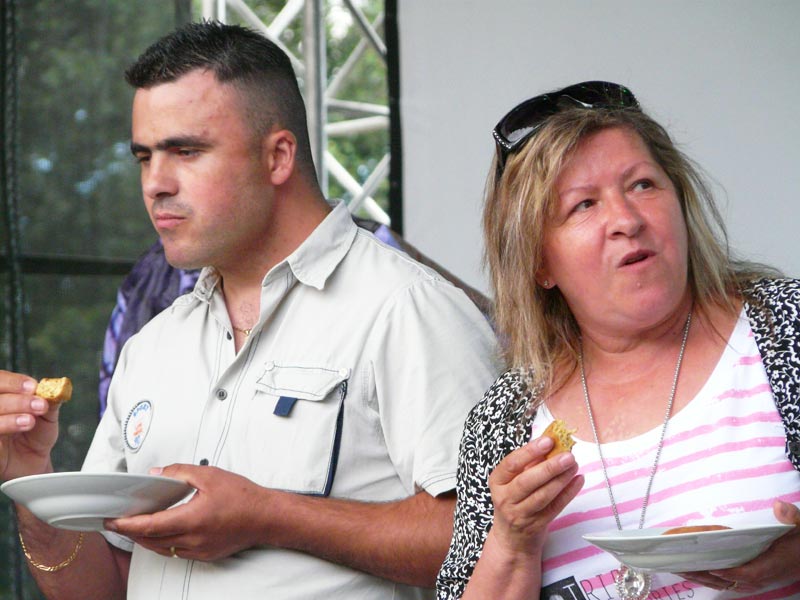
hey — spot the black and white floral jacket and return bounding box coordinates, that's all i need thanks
[436,278,800,599]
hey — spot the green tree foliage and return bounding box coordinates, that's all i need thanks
[16,1,168,259]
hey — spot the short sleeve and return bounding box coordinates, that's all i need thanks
[366,277,500,496]
[436,371,532,599]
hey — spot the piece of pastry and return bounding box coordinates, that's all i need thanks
[35,377,73,404]
[542,419,577,459]
[662,525,731,535]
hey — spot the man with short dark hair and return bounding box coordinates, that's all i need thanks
[0,21,498,599]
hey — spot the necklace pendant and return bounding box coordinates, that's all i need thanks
[615,564,651,600]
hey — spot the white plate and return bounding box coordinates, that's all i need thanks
[1,472,194,531]
[583,524,794,573]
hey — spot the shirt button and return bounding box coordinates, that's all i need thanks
[265,361,275,371]
[226,332,232,340]
[199,458,209,466]
[216,388,228,401]
[338,368,349,378]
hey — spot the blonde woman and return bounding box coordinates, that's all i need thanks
[437,82,800,599]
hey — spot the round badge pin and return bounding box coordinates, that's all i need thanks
[124,400,154,452]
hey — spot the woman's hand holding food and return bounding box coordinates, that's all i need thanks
[0,370,64,482]
[462,431,584,598]
[487,434,584,559]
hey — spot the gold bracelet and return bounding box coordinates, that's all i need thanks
[18,530,85,572]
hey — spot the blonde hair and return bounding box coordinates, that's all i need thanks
[483,107,776,397]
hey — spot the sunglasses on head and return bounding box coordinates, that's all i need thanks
[492,81,640,175]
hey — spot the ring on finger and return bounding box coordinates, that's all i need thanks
[169,546,178,559]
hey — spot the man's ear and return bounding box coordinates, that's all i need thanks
[263,129,296,186]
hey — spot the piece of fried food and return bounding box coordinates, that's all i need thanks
[35,377,73,404]
[542,419,577,459]
[662,525,731,535]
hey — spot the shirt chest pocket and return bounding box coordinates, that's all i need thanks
[242,363,349,496]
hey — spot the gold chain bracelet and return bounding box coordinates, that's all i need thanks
[18,530,85,572]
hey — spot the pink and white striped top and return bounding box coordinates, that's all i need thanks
[532,312,800,599]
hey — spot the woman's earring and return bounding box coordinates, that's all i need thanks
[542,279,551,288]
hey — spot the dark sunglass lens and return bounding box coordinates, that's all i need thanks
[558,81,638,109]
[588,81,636,107]
[499,97,554,144]
[506,125,536,144]
[597,83,636,107]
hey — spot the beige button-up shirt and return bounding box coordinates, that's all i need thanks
[85,202,499,599]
